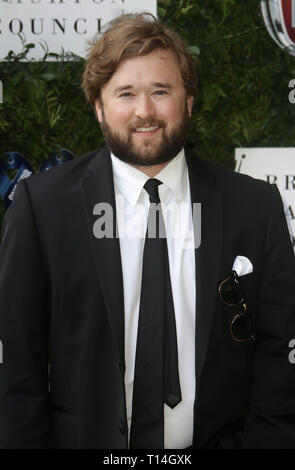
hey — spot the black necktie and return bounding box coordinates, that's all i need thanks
[129,178,182,449]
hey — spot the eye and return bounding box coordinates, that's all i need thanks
[118,92,133,98]
[154,90,168,96]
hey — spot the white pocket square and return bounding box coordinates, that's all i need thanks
[232,256,253,276]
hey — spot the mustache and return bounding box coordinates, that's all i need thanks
[130,119,166,130]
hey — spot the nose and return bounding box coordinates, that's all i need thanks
[135,94,156,120]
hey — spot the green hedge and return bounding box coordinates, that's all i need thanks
[0,0,295,223]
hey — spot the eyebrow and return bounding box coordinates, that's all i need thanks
[113,85,133,94]
[113,82,173,95]
[152,82,173,89]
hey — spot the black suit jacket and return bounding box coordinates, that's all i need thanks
[0,147,294,449]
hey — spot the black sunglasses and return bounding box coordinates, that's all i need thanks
[219,270,255,343]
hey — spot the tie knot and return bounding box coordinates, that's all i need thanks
[144,178,162,203]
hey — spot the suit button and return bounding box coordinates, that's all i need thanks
[116,363,121,370]
[119,421,126,434]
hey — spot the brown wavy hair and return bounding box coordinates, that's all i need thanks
[81,13,198,107]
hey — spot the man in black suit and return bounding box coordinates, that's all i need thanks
[0,13,295,449]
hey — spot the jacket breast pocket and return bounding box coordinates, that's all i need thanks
[238,271,259,338]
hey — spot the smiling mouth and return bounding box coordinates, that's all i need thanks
[134,126,160,134]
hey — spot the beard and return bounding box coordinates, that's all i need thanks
[99,106,191,167]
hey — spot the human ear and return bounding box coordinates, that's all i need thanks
[187,95,194,117]
[95,99,103,123]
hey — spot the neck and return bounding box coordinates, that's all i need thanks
[132,161,171,178]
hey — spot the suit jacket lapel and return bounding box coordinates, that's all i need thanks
[186,152,224,392]
[80,147,125,368]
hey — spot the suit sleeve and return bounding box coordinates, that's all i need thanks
[220,184,295,449]
[0,180,51,448]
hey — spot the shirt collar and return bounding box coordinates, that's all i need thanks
[155,149,186,202]
[110,148,187,206]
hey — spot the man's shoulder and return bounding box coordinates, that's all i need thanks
[192,153,272,193]
[25,147,108,193]
[186,152,278,216]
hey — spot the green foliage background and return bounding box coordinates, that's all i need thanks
[1,0,295,223]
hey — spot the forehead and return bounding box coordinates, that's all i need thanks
[103,49,184,92]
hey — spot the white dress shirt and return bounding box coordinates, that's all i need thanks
[110,149,196,449]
